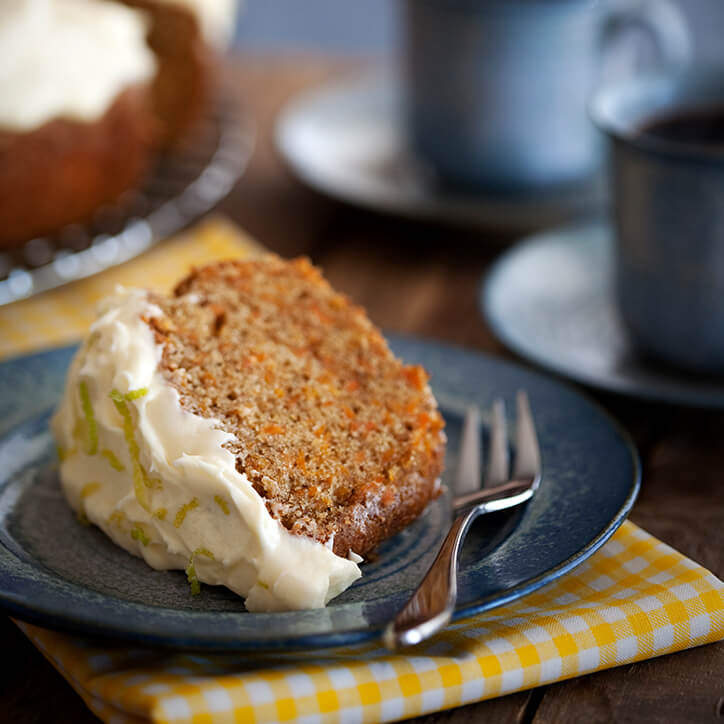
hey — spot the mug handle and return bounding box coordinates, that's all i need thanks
[601,0,691,74]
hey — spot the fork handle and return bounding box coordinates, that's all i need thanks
[382,506,480,649]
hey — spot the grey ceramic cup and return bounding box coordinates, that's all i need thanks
[591,69,724,373]
[402,0,690,192]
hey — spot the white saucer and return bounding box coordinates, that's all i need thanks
[275,71,605,233]
[482,221,724,407]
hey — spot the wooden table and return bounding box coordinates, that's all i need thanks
[3,57,723,723]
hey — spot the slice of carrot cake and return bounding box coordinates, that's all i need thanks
[52,256,446,611]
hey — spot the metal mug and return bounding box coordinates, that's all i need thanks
[402,0,690,192]
[591,68,724,373]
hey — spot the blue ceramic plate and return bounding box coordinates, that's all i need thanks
[483,221,724,407]
[0,336,639,651]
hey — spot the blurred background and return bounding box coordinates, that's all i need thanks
[233,0,724,59]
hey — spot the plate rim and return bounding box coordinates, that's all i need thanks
[482,221,724,408]
[0,337,641,651]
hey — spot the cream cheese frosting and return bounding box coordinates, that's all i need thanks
[0,0,156,131]
[51,287,361,611]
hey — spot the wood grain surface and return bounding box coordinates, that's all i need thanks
[3,56,723,724]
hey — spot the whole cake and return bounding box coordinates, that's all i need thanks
[0,0,157,248]
[116,0,239,147]
[52,257,446,610]
[0,0,239,248]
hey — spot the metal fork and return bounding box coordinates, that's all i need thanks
[382,390,542,649]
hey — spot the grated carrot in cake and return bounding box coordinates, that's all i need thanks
[145,255,446,557]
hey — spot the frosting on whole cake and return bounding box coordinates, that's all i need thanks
[0,0,156,131]
[51,288,361,611]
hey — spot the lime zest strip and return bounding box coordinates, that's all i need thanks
[185,548,215,596]
[131,524,150,546]
[110,390,151,512]
[186,562,200,596]
[146,474,163,491]
[109,389,161,508]
[214,495,230,515]
[174,498,199,528]
[79,381,98,455]
[56,445,77,462]
[80,482,101,499]
[109,511,126,528]
[124,388,148,401]
[101,449,125,472]
[110,387,149,403]
[72,418,85,444]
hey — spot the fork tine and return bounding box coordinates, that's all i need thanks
[513,390,541,480]
[485,398,509,486]
[455,406,481,495]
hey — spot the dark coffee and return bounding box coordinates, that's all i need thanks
[639,106,724,147]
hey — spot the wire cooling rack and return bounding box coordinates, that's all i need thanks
[0,93,254,306]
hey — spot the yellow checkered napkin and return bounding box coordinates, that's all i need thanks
[16,522,724,724]
[4,217,723,723]
[0,217,263,361]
